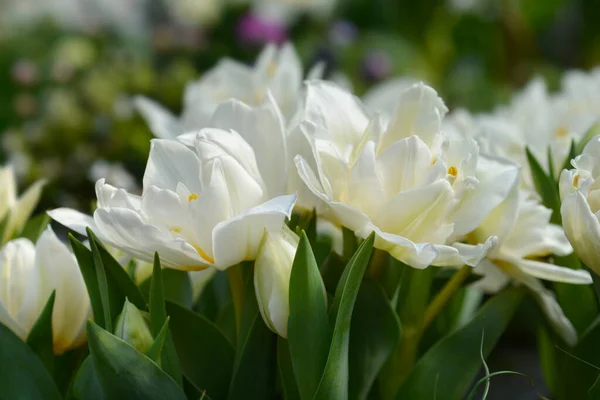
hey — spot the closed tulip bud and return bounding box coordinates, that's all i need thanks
[254,227,299,338]
[115,299,153,353]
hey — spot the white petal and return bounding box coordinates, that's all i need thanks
[47,208,98,237]
[469,259,511,293]
[211,194,296,270]
[435,237,498,268]
[0,165,16,220]
[134,96,182,139]
[3,179,45,242]
[143,139,202,194]
[561,191,600,273]
[506,256,592,284]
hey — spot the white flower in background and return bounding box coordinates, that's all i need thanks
[469,185,591,345]
[136,43,312,140]
[254,226,299,337]
[560,135,600,275]
[49,130,296,271]
[294,81,500,269]
[163,0,222,26]
[362,77,418,117]
[251,0,338,25]
[89,160,138,193]
[0,227,91,353]
[0,165,45,244]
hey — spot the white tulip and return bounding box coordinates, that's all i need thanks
[0,227,90,353]
[49,129,296,271]
[115,299,153,353]
[469,185,591,345]
[254,227,299,338]
[0,165,45,244]
[560,134,600,274]
[135,42,307,140]
[294,81,498,269]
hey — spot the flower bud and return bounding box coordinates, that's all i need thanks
[254,227,299,338]
[115,299,153,353]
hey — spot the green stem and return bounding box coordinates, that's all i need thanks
[227,265,245,338]
[422,265,471,331]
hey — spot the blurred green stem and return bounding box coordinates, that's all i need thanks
[422,265,471,331]
[227,264,244,338]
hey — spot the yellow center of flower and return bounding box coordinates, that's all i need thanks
[573,174,580,188]
[266,61,278,77]
[170,227,181,233]
[188,193,199,202]
[193,245,215,264]
[448,166,458,177]
[555,126,569,138]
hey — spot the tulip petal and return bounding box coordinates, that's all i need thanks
[505,256,592,285]
[134,96,182,140]
[3,179,45,242]
[561,191,600,273]
[143,139,202,194]
[0,165,16,220]
[47,208,98,237]
[469,259,511,293]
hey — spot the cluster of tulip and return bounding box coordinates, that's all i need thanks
[1,43,600,400]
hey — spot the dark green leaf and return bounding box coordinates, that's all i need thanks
[149,253,182,386]
[140,269,194,309]
[277,337,301,400]
[394,287,525,400]
[526,147,561,224]
[349,280,400,400]
[342,227,357,260]
[194,271,231,322]
[548,146,556,182]
[314,232,375,400]
[72,356,103,400]
[560,140,577,176]
[0,322,62,399]
[146,317,170,363]
[87,227,114,333]
[18,213,50,242]
[588,375,600,399]
[288,231,330,400]
[166,301,234,400]
[26,291,56,374]
[87,321,187,400]
[70,234,105,329]
[556,316,600,400]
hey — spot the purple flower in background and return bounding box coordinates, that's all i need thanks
[329,20,358,47]
[362,50,393,81]
[237,13,288,46]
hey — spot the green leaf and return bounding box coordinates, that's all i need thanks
[560,140,577,175]
[87,227,114,333]
[72,356,103,400]
[349,280,400,400]
[18,213,50,242]
[588,375,600,399]
[149,253,182,386]
[70,234,105,329]
[314,232,375,400]
[146,317,170,363]
[342,227,357,260]
[88,230,147,310]
[26,291,56,374]
[548,146,556,182]
[228,266,277,400]
[166,301,235,400]
[277,337,301,400]
[395,287,525,400]
[140,269,194,309]
[526,147,561,224]
[288,231,330,400]
[87,321,187,400]
[0,322,62,399]
[556,316,600,400]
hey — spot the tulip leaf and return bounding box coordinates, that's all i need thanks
[547,146,556,182]
[26,290,56,374]
[555,316,600,400]
[288,231,331,400]
[342,227,358,260]
[146,316,170,364]
[88,230,147,310]
[149,253,182,386]
[140,269,194,309]
[18,213,50,242]
[313,232,375,400]
[87,320,187,400]
[277,337,301,400]
[526,147,561,224]
[560,140,577,176]
[0,322,62,400]
[588,375,600,399]
[166,301,235,400]
[394,287,525,400]
[349,280,400,400]
[228,266,277,399]
[72,356,103,400]
[87,227,114,333]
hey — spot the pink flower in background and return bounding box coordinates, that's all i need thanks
[237,12,288,45]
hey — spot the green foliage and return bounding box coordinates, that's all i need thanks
[26,291,56,374]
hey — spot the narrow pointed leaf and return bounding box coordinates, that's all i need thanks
[560,140,577,175]
[72,356,103,400]
[278,337,301,400]
[166,301,235,400]
[26,291,56,374]
[149,253,182,386]
[70,234,105,328]
[314,232,375,400]
[18,213,51,242]
[288,231,330,400]
[395,287,525,400]
[0,323,62,399]
[87,321,186,399]
[526,147,561,224]
[87,227,113,333]
[146,317,170,363]
[577,122,600,155]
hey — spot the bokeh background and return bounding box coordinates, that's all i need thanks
[1,1,599,397]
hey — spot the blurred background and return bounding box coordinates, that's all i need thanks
[2,0,599,398]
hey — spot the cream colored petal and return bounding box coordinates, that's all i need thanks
[3,179,45,243]
[561,191,600,274]
[134,96,182,140]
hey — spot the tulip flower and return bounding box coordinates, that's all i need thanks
[294,81,499,269]
[115,299,154,353]
[0,165,45,244]
[0,227,90,353]
[469,186,591,345]
[135,42,310,140]
[560,134,600,274]
[49,129,296,271]
[254,227,299,337]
